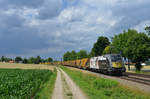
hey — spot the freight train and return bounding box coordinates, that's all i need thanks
[52,54,126,75]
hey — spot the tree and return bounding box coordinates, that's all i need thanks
[77,50,88,59]
[15,56,22,63]
[28,57,36,64]
[91,36,110,57]
[63,51,72,61]
[145,26,150,36]
[34,56,41,64]
[23,58,28,64]
[47,57,53,62]
[71,50,77,60]
[63,50,87,61]
[0,56,12,62]
[41,59,46,63]
[125,33,150,71]
[1,56,5,62]
[103,45,112,54]
[112,29,137,57]
[112,29,150,71]
[5,58,12,62]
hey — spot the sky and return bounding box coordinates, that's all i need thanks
[0,0,150,60]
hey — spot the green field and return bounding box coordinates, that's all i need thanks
[61,66,150,99]
[0,69,54,99]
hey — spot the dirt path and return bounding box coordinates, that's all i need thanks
[52,68,87,99]
[52,68,64,99]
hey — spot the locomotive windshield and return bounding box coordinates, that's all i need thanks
[111,54,122,62]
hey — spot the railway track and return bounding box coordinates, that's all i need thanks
[84,68,150,86]
[125,72,150,78]
[120,72,150,85]
[87,70,150,85]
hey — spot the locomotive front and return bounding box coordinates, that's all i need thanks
[105,54,126,74]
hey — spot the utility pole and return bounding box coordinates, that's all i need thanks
[61,58,62,65]
[127,56,130,71]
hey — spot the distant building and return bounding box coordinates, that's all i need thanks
[9,61,14,63]
[141,63,146,66]
[18,61,23,64]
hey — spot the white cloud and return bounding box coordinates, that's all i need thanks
[133,20,150,32]
[0,0,150,58]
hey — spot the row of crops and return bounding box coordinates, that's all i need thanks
[0,69,53,99]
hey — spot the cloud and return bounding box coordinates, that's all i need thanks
[0,0,150,59]
[133,21,150,32]
[37,0,63,19]
[0,0,44,9]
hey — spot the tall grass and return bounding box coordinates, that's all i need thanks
[61,66,150,99]
[34,68,57,99]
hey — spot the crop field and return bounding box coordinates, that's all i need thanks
[0,62,54,70]
[0,69,53,99]
[61,66,150,99]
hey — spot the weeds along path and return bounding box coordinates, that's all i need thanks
[52,67,87,99]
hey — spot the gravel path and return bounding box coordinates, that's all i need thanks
[52,68,64,99]
[52,68,87,99]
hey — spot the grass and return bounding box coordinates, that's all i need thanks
[34,68,57,99]
[0,69,53,99]
[61,66,150,99]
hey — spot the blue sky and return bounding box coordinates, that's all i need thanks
[0,0,150,60]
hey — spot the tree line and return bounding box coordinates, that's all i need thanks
[63,50,89,61]
[0,56,53,64]
[63,26,150,71]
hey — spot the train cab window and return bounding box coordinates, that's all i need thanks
[111,54,122,62]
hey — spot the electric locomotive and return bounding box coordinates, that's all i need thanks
[90,54,126,75]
